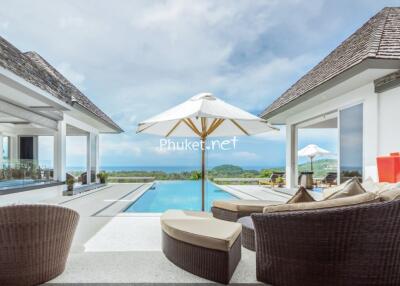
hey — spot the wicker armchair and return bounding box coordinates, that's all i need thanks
[252,200,400,286]
[0,204,79,286]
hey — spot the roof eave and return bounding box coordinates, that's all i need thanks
[260,58,400,122]
[71,102,124,133]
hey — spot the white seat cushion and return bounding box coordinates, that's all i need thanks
[161,210,241,251]
[213,200,281,212]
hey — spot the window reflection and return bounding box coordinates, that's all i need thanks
[340,104,363,182]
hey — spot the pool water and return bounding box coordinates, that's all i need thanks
[124,180,237,212]
[0,179,51,190]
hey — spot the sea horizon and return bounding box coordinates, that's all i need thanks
[66,165,275,173]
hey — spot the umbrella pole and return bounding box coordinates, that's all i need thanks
[310,157,313,172]
[201,136,206,211]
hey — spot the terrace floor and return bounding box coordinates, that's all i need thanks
[0,182,313,285]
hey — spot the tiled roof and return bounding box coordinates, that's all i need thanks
[261,7,400,119]
[0,36,123,132]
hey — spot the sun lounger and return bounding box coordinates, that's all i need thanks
[211,200,282,221]
[161,210,241,284]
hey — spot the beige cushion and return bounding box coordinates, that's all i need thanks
[362,177,382,193]
[213,199,281,212]
[379,187,400,201]
[263,192,379,213]
[323,181,348,199]
[324,178,366,200]
[287,187,315,204]
[160,210,241,251]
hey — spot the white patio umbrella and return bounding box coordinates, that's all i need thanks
[137,93,277,211]
[298,144,330,172]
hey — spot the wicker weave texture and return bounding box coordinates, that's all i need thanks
[239,219,255,251]
[162,230,241,284]
[0,204,79,286]
[252,200,400,286]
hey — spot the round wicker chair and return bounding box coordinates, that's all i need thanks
[0,204,79,286]
[252,200,400,286]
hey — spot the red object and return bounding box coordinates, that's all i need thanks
[377,153,400,183]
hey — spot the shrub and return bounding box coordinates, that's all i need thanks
[97,172,109,184]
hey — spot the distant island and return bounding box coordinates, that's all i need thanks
[104,159,337,182]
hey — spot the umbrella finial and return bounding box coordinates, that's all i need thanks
[191,93,216,101]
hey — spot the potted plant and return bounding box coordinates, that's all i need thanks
[97,171,108,184]
[66,177,75,194]
[276,176,284,188]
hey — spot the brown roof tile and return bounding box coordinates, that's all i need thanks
[0,36,123,132]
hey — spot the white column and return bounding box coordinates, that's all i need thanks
[364,92,379,181]
[95,134,100,175]
[54,120,66,182]
[9,136,18,162]
[33,135,39,164]
[0,133,3,168]
[86,132,99,184]
[285,124,298,188]
[86,133,92,184]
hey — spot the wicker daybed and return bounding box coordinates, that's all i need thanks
[161,210,242,284]
[252,198,400,286]
[0,204,79,286]
[211,199,281,221]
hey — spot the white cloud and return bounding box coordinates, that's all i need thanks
[232,151,258,160]
[0,0,375,167]
[0,21,9,30]
[100,140,141,157]
[255,126,286,142]
[59,16,84,29]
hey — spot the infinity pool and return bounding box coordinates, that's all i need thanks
[124,180,237,212]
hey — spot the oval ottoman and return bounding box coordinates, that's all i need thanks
[161,210,242,284]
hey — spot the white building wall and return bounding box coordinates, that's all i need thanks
[362,88,379,181]
[285,82,383,182]
[378,86,400,156]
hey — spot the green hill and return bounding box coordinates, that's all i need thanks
[105,159,337,181]
[297,159,337,178]
[259,159,337,178]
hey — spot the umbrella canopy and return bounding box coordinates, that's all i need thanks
[137,93,275,137]
[298,144,330,171]
[137,93,277,210]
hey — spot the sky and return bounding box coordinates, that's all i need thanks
[1,0,398,169]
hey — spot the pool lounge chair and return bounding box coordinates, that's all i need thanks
[259,171,285,185]
[161,210,241,284]
[211,200,281,221]
[0,204,79,286]
[322,172,337,186]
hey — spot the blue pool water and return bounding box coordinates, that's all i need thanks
[124,180,237,212]
[0,179,51,191]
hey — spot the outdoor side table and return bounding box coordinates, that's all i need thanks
[237,216,255,251]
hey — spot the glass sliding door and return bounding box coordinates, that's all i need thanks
[339,104,363,183]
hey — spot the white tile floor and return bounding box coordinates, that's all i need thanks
[1,183,271,284]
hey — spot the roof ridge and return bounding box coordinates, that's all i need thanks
[22,51,121,130]
[374,8,391,57]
